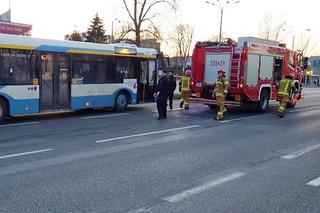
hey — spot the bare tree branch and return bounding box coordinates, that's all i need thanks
[120,0,177,45]
[258,13,287,42]
[122,0,135,22]
[170,23,194,68]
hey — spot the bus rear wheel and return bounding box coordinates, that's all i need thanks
[114,92,128,112]
[0,98,8,124]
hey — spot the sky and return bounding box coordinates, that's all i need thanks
[0,0,319,56]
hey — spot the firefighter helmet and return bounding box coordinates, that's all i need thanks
[285,73,295,79]
[184,70,191,76]
[218,69,225,75]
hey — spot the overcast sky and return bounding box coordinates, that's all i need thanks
[0,0,319,55]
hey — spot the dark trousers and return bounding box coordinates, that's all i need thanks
[168,92,174,109]
[157,94,168,119]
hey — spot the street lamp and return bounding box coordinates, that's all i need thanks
[205,0,240,43]
[111,18,121,43]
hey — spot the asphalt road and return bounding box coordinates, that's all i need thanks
[1,88,320,213]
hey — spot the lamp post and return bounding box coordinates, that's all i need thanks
[111,18,121,43]
[205,0,240,42]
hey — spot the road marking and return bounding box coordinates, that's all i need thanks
[95,125,200,143]
[220,114,271,123]
[0,121,40,128]
[289,106,320,113]
[0,148,53,160]
[281,144,320,159]
[307,177,320,187]
[162,172,245,203]
[80,113,130,119]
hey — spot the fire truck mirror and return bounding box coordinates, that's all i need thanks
[303,57,309,70]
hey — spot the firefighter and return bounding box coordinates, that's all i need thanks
[179,69,192,109]
[214,69,229,120]
[155,71,169,120]
[277,74,297,118]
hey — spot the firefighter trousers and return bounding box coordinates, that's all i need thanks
[278,95,288,117]
[216,95,225,120]
[180,91,191,109]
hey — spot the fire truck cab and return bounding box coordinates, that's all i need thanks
[189,37,303,112]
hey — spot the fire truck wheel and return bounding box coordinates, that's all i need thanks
[0,98,8,124]
[257,89,269,113]
[208,104,217,110]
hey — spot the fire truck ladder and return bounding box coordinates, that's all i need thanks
[230,52,241,87]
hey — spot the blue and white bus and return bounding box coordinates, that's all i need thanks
[0,34,158,123]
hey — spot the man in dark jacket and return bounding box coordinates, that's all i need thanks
[155,71,169,120]
[167,71,177,110]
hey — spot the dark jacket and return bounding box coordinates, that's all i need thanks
[156,76,169,97]
[167,75,177,94]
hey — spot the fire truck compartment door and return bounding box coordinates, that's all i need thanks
[204,53,231,84]
[246,54,259,86]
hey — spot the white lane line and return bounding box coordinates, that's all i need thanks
[80,113,130,119]
[162,172,245,203]
[220,114,271,123]
[289,106,320,113]
[0,121,40,128]
[307,177,320,187]
[0,148,53,160]
[281,144,320,160]
[95,125,200,143]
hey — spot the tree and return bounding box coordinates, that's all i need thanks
[170,23,194,69]
[85,13,108,43]
[68,30,83,41]
[121,0,177,46]
[258,13,287,42]
[296,34,316,56]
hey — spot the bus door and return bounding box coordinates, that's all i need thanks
[40,53,71,111]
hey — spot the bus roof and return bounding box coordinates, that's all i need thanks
[0,34,158,59]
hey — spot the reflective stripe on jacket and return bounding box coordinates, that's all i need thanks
[181,76,191,91]
[214,77,229,97]
[278,79,293,97]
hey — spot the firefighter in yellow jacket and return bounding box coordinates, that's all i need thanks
[214,69,229,120]
[179,70,192,109]
[277,75,297,118]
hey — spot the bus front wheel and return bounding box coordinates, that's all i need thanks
[114,92,128,112]
[0,98,8,124]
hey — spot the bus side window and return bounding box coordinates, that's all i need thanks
[0,49,32,84]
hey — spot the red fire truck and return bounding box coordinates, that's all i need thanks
[189,37,304,112]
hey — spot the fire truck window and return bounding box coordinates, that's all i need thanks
[260,56,273,80]
[246,54,259,86]
[274,58,283,84]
